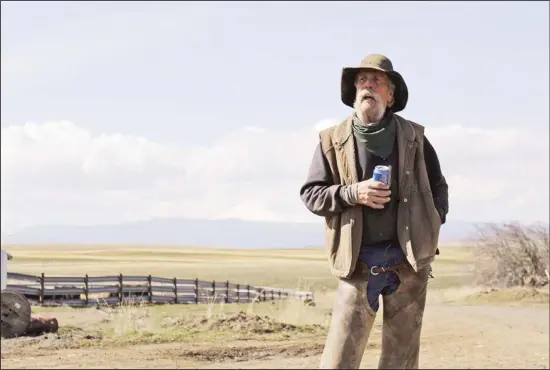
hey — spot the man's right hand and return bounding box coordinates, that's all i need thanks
[356,178,391,209]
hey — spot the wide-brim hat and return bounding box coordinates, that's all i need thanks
[341,54,408,112]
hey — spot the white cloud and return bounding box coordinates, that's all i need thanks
[1,120,548,233]
[0,121,320,233]
[426,125,549,223]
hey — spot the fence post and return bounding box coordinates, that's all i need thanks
[39,273,45,305]
[278,289,281,300]
[173,277,178,304]
[262,290,266,302]
[236,284,240,304]
[212,280,216,303]
[247,285,250,302]
[147,275,152,304]
[118,274,123,305]
[225,280,229,304]
[271,290,274,301]
[195,278,199,304]
[84,274,89,306]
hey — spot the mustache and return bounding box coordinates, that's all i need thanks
[357,89,380,102]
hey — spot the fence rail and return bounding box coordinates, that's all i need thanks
[6,272,313,307]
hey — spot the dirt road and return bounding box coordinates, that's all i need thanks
[2,303,548,369]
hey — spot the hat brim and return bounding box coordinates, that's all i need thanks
[340,66,409,112]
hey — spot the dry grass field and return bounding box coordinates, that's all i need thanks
[1,243,549,369]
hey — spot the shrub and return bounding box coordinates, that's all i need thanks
[472,222,549,288]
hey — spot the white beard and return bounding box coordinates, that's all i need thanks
[354,98,385,124]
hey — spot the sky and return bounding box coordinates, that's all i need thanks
[1,1,549,233]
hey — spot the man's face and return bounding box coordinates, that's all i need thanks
[353,69,394,121]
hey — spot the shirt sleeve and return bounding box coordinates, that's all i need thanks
[300,142,359,217]
[423,136,449,224]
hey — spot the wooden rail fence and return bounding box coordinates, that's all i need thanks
[6,272,313,307]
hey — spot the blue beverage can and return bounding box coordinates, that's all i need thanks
[373,165,391,186]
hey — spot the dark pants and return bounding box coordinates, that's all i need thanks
[359,244,406,312]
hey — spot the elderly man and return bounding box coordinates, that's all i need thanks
[300,54,449,369]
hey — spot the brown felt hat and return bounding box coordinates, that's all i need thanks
[341,54,408,112]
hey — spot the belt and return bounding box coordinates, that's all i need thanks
[368,264,434,278]
[369,264,404,276]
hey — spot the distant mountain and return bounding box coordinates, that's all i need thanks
[1,218,478,248]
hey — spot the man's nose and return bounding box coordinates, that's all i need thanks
[362,80,375,91]
[361,80,374,90]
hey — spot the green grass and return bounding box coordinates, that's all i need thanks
[27,298,330,349]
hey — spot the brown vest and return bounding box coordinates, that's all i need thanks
[319,114,441,278]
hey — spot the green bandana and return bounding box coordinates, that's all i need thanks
[352,110,396,159]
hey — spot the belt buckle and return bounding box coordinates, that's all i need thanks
[370,266,386,276]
